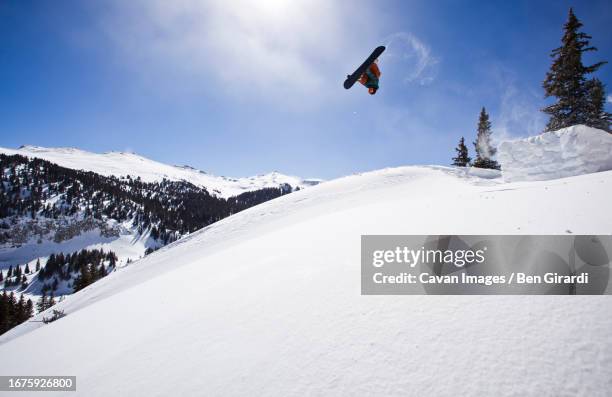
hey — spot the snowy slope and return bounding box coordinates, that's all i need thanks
[498,125,612,182]
[0,145,320,198]
[1,165,611,396]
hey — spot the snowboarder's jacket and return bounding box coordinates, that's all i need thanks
[358,62,381,89]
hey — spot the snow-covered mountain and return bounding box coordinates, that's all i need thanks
[1,128,611,396]
[0,145,321,198]
[0,151,303,316]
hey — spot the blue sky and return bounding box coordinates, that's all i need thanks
[1,0,611,179]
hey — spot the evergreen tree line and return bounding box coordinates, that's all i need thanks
[2,261,36,290]
[0,248,117,335]
[38,248,118,293]
[0,291,33,335]
[227,184,293,209]
[36,292,57,314]
[452,8,610,168]
[0,154,292,245]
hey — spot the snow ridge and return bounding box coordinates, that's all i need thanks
[1,145,320,198]
[498,125,612,182]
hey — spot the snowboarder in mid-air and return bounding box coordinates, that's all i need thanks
[357,59,381,95]
[343,46,385,95]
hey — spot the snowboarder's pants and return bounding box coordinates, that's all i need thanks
[365,69,379,89]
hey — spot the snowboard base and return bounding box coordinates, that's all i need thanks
[343,46,385,89]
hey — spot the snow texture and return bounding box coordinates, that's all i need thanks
[0,146,320,198]
[0,165,611,396]
[498,125,612,182]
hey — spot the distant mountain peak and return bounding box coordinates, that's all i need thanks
[2,145,321,198]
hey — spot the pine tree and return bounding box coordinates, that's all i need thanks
[25,263,30,274]
[8,293,17,328]
[97,264,106,280]
[36,293,47,313]
[35,259,40,272]
[0,271,3,282]
[48,293,56,309]
[74,265,91,292]
[542,8,607,131]
[16,294,26,323]
[25,299,33,319]
[584,79,611,132]
[0,292,9,334]
[452,137,471,167]
[472,107,500,170]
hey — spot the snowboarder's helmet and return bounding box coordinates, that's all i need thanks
[368,87,377,95]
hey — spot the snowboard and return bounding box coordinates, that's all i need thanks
[343,46,385,89]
